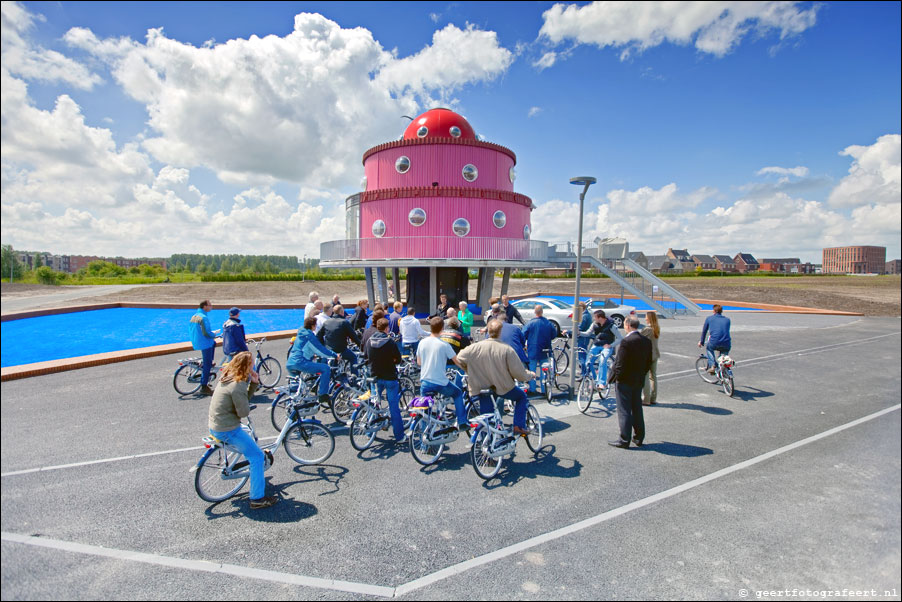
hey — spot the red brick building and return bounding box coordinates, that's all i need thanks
[887,259,901,275]
[822,246,886,274]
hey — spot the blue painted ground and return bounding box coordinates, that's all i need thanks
[1,296,760,368]
[541,295,762,313]
[1,308,305,368]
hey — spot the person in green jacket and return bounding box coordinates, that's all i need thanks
[457,301,474,337]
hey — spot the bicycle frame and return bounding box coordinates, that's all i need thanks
[408,395,461,446]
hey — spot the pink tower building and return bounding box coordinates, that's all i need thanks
[320,108,549,313]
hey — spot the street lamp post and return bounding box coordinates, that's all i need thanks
[569,176,596,399]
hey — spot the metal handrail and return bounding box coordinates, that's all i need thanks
[320,238,550,262]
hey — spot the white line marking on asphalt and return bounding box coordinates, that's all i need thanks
[3,332,897,479]
[661,351,695,359]
[3,405,898,598]
[393,403,902,597]
[0,532,394,598]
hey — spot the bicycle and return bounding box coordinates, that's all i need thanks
[246,338,282,389]
[406,382,482,466]
[349,378,414,451]
[468,386,543,480]
[695,352,735,397]
[192,401,335,503]
[173,338,282,395]
[575,345,615,414]
[551,330,588,378]
[173,357,220,396]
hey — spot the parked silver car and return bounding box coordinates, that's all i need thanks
[511,297,636,334]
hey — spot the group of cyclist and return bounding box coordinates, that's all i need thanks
[197,291,732,510]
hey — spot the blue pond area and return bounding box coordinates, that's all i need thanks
[1,296,759,368]
[541,295,761,313]
[1,307,306,369]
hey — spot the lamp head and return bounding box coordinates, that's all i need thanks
[570,176,596,200]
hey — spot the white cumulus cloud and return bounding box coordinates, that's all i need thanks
[538,1,819,63]
[828,134,901,208]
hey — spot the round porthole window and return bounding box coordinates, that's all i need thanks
[395,156,410,174]
[408,208,426,227]
[452,218,470,237]
[509,166,516,183]
[449,126,461,138]
[462,164,478,182]
[523,224,531,240]
[493,210,506,229]
[417,126,428,138]
[372,220,386,238]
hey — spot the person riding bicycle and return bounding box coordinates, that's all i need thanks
[189,299,221,396]
[439,317,471,387]
[207,351,277,509]
[583,309,623,392]
[363,317,406,443]
[350,299,369,335]
[287,316,337,406]
[522,305,556,396]
[221,307,249,365]
[699,304,731,374]
[457,319,536,437]
[317,304,361,366]
[576,301,592,372]
[416,317,469,433]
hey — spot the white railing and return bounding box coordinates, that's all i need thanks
[320,237,550,262]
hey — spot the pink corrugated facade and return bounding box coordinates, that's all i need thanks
[365,145,515,192]
[360,196,529,240]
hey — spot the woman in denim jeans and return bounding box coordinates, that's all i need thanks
[207,352,277,510]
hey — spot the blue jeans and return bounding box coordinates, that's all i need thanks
[706,345,730,369]
[477,386,528,430]
[376,378,405,440]
[201,346,215,387]
[421,380,467,427]
[287,359,331,396]
[402,341,419,358]
[209,425,266,500]
[527,355,549,394]
[589,346,613,386]
[577,336,591,372]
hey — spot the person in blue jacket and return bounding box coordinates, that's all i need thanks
[221,307,249,364]
[699,304,732,374]
[522,305,557,395]
[189,300,220,395]
[498,311,529,365]
[576,301,593,373]
[287,316,337,405]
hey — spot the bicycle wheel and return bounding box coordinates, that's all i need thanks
[256,357,282,389]
[471,429,502,480]
[283,422,335,465]
[331,388,355,425]
[349,410,377,451]
[270,394,291,432]
[695,356,718,383]
[524,404,543,453]
[552,345,569,375]
[722,372,735,397]
[399,376,416,412]
[194,447,248,502]
[466,397,481,422]
[409,418,445,466]
[544,369,554,402]
[173,364,202,396]
[576,377,595,413]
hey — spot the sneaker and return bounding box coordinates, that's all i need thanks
[707,368,716,375]
[396,435,408,444]
[355,390,372,401]
[200,385,215,396]
[249,495,279,510]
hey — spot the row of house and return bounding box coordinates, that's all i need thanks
[15,252,167,273]
[593,239,818,274]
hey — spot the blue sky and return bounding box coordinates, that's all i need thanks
[2,1,900,263]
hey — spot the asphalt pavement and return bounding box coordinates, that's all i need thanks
[1,313,900,600]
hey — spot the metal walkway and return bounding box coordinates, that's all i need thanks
[547,245,701,318]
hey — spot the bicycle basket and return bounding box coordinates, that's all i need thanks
[718,355,734,368]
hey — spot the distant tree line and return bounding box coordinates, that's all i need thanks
[168,254,317,274]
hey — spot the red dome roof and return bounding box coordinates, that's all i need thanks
[402,108,476,141]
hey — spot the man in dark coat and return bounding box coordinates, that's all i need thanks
[608,317,653,449]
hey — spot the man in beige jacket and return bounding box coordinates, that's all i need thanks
[457,319,536,436]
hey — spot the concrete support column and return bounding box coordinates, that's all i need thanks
[392,268,401,303]
[501,268,511,298]
[429,267,437,315]
[476,268,495,317]
[376,267,388,304]
[364,268,375,308]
